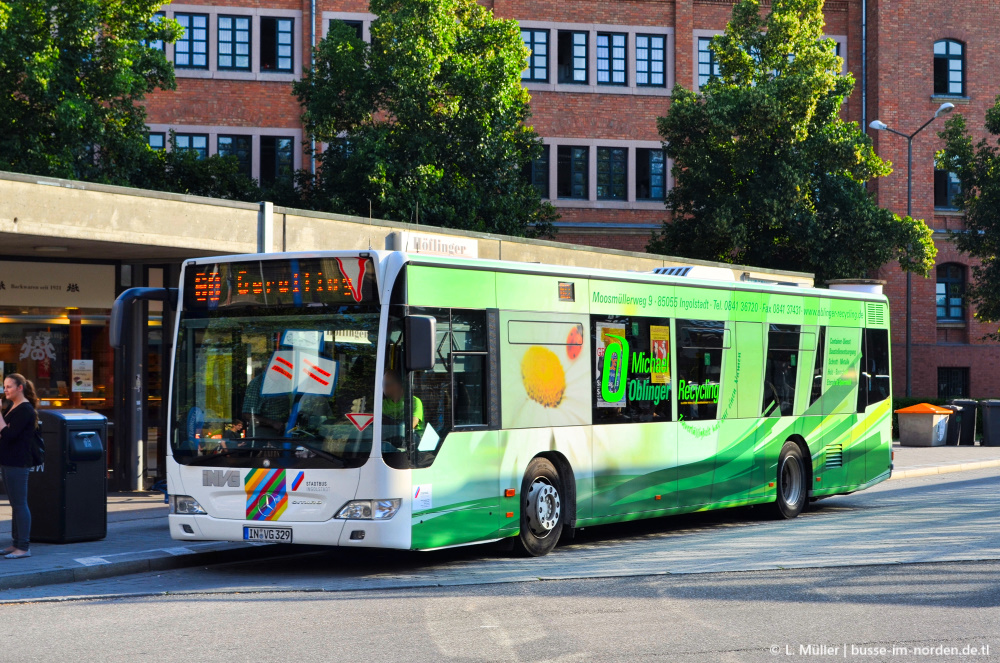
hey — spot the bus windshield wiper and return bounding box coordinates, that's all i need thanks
[185,448,257,466]
[291,442,346,467]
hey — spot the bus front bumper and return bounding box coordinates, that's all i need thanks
[169,513,411,549]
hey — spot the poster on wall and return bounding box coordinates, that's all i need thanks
[649,325,671,385]
[594,323,626,408]
[71,360,94,392]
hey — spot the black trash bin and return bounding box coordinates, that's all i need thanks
[980,400,1000,448]
[28,410,108,543]
[942,405,963,446]
[950,399,979,445]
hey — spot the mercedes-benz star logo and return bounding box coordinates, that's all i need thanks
[259,493,278,517]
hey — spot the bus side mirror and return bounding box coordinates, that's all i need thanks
[405,315,436,371]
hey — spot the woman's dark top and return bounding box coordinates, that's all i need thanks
[0,403,37,467]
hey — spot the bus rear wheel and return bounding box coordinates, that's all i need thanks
[513,457,564,557]
[772,441,807,519]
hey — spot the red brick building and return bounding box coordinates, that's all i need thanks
[143,0,999,399]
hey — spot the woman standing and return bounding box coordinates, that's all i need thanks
[0,373,38,559]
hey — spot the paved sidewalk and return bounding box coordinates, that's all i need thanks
[890,441,1000,479]
[0,492,293,591]
[0,443,998,593]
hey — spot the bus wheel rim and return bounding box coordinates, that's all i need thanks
[525,479,560,537]
[780,456,802,507]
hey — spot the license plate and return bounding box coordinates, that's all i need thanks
[243,527,292,543]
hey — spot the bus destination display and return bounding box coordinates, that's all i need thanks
[185,257,375,309]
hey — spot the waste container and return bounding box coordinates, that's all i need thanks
[981,400,1000,447]
[941,404,963,446]
[949,399,979,446]
[27,410,108,543]
[894,403,952,447]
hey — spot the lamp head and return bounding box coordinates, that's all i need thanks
[935,102,955,118]
[869,120,888,131]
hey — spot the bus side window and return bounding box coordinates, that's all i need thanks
[676,319,725,421]
[858,328,891,411]
[450,310,488,427]
[762,325,800,417]
[809,326,826,407]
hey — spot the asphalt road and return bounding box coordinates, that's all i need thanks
[2,468,999,662]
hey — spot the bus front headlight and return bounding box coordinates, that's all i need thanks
[336,499,401,520]
[172,495,207,515]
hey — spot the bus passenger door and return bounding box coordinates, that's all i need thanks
[823,327,863,488]
[676,319,727,508]
[721,321,763,504]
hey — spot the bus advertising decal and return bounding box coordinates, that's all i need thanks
[245,469,288,521]
[335,257,367,303]
[261,351,338,396]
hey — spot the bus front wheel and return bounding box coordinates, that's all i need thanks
[772,441,807,519]
[513,457,564,557]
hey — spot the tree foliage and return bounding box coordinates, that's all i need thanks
[938,98,1000,337]
[650,0,935,283]
[294,0,555,236]
[0,0,181,182]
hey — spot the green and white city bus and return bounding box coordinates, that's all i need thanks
[113,250,893,556]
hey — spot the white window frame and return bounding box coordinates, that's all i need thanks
[322,12,375,43]
[693,30,847,90]
[161,4,303,82]
[146,124,303,182]
[541,137,672,209]
[519,20,674,97]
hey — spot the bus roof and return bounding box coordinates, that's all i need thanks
[184,250,886,304]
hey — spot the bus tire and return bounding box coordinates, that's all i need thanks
[772,441,807,519]
[513,457,564,557]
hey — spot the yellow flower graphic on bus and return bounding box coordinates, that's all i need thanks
[502,314,591,429]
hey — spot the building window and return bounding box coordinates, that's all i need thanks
[698,37,720,87]
[524,145,549,198]
[260,136,294,185]
[147,132,165,151]
[636,35,666,87]
[174,14,209,69]
[261,17,294,72]
[218,135,252,177]
[557,146,588,199]
[174,134,208,159]
[332,19,363,40]
[934,169,961,209]
[597,33,626,86]
[636,148,666,200]
[218,16,251,70]
[938,367,969,399]
[934,39,964,96]
[936,263,965,321]
[521,29,548,82]
[144,12,166,51]
[558,31,587,84]
[597,147,627,200]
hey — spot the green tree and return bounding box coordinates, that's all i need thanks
[294,0,555,236]
[938,98,1000,338]
[650,0,935,283]
[0,0,182,183]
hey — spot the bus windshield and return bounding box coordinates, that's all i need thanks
[171,256,381,469]
[171,308,379,468]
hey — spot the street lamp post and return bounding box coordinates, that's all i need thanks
[869,102,954,398]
